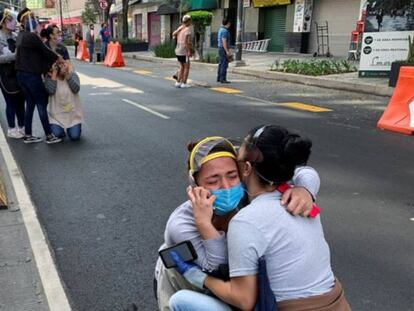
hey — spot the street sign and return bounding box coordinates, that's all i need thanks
[99,0,108,10]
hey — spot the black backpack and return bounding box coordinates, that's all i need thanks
[0,38,21,94]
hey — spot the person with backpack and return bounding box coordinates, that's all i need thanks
[0,9,25,139]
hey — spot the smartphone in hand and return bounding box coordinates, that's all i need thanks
[159,241,197,269]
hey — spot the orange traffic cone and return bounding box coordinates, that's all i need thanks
[106,42,125,67]
[104,41,114,66]
[377,66,414,135]
[76,40,89,61]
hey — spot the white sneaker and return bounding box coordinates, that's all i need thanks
[175,82,182,88]
[18,127,25,136]
[7,128,24,139]
[180,83,191,88]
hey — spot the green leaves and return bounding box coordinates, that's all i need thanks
[152,41,176,58]
[270,59,357,76]
[187,11,213,27]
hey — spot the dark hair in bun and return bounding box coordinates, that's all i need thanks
[245,125,312,186]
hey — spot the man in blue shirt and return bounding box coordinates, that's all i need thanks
[217,19,231,83]
[100,23,110,61]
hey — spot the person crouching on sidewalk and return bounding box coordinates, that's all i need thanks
[173,15,193,88]
[44,59,83,141]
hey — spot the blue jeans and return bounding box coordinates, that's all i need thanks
[88,43,94,62]
[101,41,108,61]
[169,290,232,311]
[1,87,25,128]
[50,124,82,141]
[217,47,229,82]
[16,72,51,136]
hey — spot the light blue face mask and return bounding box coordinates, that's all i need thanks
[210,183,245,215]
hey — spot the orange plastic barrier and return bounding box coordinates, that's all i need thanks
[104,41,125,67]
[377,66,414,135]
[76,40,89,61]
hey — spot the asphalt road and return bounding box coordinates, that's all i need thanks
[1,58,413,311]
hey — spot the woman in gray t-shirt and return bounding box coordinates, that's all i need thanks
[169,126,350,311]
[155,135,321,310]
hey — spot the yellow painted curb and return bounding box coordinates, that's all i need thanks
[277,102,332,113]
[210,87,243,94]
[0,172,7,208]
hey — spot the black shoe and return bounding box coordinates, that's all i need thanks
[45,134,62,144]
[220,80,231,84]
[123,303,138,311]
[173,74,178,81]
[23,135,43,144]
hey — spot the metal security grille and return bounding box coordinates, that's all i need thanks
[264,5,287,52]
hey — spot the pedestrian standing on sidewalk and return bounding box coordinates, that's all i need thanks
[173,15,193,88]
[100,23,110,61]
[217,19,232,84]
[15,7,61,144]
[0,10,25,139]
[86,24,95,63]
[44,59,83,141]
[74,29,82,58]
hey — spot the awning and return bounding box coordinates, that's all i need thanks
[109,3,123,14]
[48,17,81,25]
[157,2,180,15]
[129,0,141,5]
[190,0,217,10]
[252,0,291,8]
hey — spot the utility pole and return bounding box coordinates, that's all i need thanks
[59,0,64,31]
[234,0,245,66]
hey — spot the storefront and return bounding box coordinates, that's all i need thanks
[308,0,361,56]
[130,1,162,45]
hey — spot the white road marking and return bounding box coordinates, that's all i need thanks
[410,218,414,222]
[122,99,170,120]
[89,92,112,96]
[0,133,71,310]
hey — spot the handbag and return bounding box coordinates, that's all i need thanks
[227,53,234,63]
[0,38,21,94]
[254,256,278,311]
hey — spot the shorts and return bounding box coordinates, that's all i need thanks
[176,55,187,64]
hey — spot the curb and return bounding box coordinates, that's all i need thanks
[124,52,393,97]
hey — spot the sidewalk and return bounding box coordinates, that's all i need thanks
[121,49,393,97]
[0,156,49,310]
[0,129,71,310]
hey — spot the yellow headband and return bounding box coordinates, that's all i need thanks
[200,151,236,165]
[21,10,32,21]
[189,136,237,172]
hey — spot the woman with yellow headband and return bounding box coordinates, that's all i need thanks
[154,135,320,310]
[169,126,350,311]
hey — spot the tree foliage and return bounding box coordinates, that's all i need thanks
[81,0,97,25]
[187,11,213,60]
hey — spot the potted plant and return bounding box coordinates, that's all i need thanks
[389,35,414,87]
[116,38,149,52]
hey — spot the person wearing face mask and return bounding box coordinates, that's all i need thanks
[0,9,25,139]
[170,126,351,311]
[85,24,95,63]
[44,59,82,141]
[44,25,70,60]
[15,7,61,144]
[154,136,321,310]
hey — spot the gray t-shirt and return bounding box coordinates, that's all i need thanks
[227,191,335,302]
[162,166,320,272]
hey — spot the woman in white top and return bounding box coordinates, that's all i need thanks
[155,136,321,310]
[44,59,83,141]
[169,125,351,311]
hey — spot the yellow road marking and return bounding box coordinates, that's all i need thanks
[165,77,175,81]
[134,69,152,75]
[276,102,332,113]
[210,87,243,94]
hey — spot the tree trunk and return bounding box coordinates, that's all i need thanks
[122,0,129,39]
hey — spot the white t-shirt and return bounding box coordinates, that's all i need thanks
[228,192,335,302]
[175,26,191,56]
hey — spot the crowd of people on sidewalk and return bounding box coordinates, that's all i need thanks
[0,7,84,144]
[171,15,233,89]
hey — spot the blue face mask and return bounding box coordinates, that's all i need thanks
[210,183,245,215]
